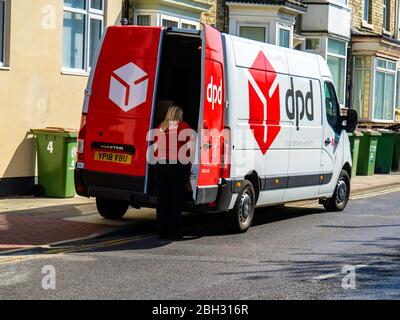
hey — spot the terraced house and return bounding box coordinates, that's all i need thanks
[348,0,400,125]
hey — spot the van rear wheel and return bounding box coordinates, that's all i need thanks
[227,180,255,233]
[322,170,350,212]
[96,197,129,220]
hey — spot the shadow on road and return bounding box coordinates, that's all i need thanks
[0,202,327,256]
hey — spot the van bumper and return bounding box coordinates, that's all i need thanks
[74,168,153,204]
[74,169,236,213]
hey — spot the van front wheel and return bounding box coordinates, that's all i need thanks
[96,197,129,220]
[227,180,255,233]
[322,170,350,212]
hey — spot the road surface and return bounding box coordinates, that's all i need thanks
[1,187,400,300]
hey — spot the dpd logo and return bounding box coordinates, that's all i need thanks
[207,76,222,110]
[285,78,314,130]
[247,51,281,155]
[109,62,149,112]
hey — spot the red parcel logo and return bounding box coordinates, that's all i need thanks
[247,51,281,155]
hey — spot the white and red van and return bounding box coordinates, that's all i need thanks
[75,25,357,233]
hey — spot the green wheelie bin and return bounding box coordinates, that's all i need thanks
[375,130,396,174]
[348,131,363,177]
[31,127,77,198]
[357,130,381,176]
[392,132,400,171]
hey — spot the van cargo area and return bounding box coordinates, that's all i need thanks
[147,31,202,196]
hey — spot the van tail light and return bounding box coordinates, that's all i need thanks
[77,113,87,162]
[220,126,231,179]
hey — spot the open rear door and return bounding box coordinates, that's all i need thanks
[83,26,162,193]
[192,25,225,204]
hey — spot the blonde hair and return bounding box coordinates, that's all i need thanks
[160,106,184,131]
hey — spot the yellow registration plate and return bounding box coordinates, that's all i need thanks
[94,151,132,164]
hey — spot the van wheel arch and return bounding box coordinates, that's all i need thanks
[244,171,260,203]
[342,162,351,180]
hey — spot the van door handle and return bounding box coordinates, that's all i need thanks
[325,138,331,146]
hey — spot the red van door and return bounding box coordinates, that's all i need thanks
[83,26,162,192]
[193,25,225,204]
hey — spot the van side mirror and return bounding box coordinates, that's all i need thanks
[342,109,358,133]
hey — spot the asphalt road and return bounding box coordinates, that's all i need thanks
[1,188,400,300]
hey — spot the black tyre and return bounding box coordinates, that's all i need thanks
[96,197,129,220]
[227,180,255,233]
[32,184,45,197]
[322,170,350,212]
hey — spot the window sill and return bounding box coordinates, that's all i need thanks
[61,69,89,77]
[361,21,373,30]
[383,30,392,37]
[0,66,10,71]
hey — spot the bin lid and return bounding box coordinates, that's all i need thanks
[360,130,381,136]
[348,131,363,137]
[31,127,77,138]
[377,129,397,135]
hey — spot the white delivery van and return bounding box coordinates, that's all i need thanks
[75,25,358,233]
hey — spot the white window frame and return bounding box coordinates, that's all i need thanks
[278,24,292,49]
[160,14,179,28]
[0,0,6,67]
[134,10,200,29]
[372,57,397,122]
[62,0,105,74]
[237,22,269,43]
[134,9,157,27]
[181,18,199,30]
[330,0,348,6]
[159,13,199,30]
[362,0,370,23]
[136,14,152,26]
[352,56,372,121]
[383,0,390,31]
[326,38,347,106]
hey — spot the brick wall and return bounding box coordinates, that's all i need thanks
[349,0,397,37]
[199,0,227,32]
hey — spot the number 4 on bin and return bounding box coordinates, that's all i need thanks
[47,141,54,154]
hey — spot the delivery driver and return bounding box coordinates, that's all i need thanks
[155,106,192,240]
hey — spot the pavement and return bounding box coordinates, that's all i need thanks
[0,173,400,254]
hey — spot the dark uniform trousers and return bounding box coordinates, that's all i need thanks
[156,163,190,237]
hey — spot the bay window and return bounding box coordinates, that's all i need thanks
[374,58,396,121]
[327,38,347,105]
[63,0,104,72]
